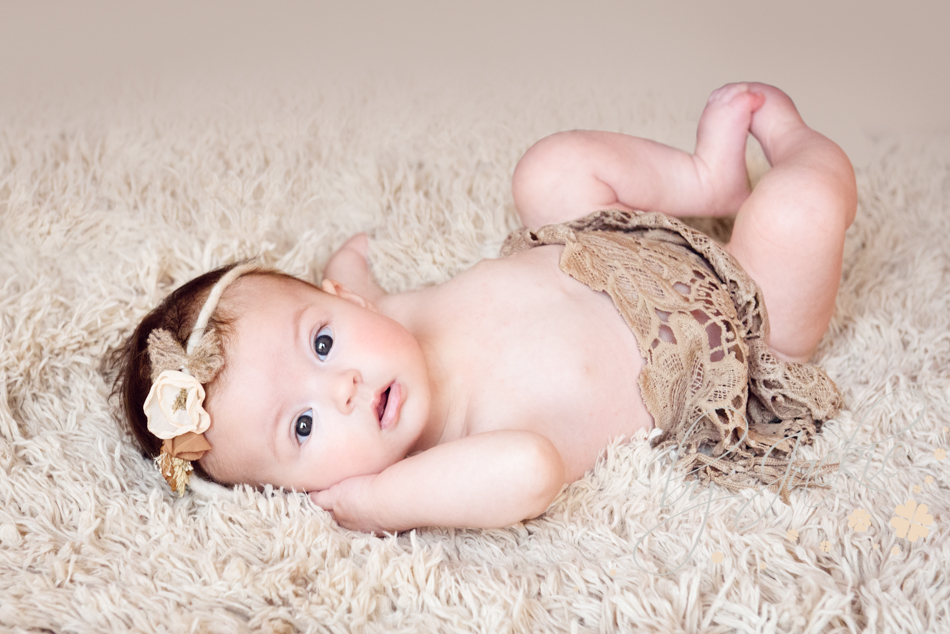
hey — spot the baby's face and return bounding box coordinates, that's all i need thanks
[203,275,431,492]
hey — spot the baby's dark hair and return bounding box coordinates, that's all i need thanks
[112,262,297,484]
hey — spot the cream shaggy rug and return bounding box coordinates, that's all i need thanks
[1,79,948,633]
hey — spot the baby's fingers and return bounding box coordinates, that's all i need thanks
[340,232,369,258]
[309,490,333,512]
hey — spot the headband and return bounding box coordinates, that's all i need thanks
[143,262,259,495]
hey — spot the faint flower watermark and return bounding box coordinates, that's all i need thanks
[889,499,933,542]
[848,508,871,532]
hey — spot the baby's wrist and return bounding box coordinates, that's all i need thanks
[331,473,391,533]
[358,472,415,534]
[361,475,397,533]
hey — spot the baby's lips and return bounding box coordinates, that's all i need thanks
[371,386,384,423]
[379,382,402,430]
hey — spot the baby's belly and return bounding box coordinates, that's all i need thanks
[531,320,656,481]
[461,246,656,480]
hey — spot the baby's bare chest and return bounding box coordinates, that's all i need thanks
[434,246,655,479]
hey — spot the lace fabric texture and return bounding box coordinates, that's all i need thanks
[502,209,842,500]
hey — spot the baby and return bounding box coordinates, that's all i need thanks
[114,83,855,533]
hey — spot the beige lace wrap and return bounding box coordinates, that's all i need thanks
[502,209,842,501]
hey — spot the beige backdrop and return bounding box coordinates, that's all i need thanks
[2,0,949,165]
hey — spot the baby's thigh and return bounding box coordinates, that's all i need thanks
[512,131,636,228]
[725,178,847,363]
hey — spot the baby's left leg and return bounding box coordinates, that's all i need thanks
[512,86,764,229]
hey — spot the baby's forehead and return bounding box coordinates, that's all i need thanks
[215,272,324,355]
[225,272,318,304]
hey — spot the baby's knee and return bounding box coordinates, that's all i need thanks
[513,131,598,203]
[516,131,595,177]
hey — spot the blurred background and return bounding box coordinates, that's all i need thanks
[2,0,948,166]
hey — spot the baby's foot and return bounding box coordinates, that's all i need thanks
[744,82,810,165]
[693,83,766,216]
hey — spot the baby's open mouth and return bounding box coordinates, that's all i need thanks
[375,382,401,430]
[376,386,391,423]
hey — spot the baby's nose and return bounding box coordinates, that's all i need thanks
[332,369,361,414]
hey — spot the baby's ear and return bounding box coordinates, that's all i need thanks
[320,279,379,313]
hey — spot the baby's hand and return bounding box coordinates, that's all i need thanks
[324,233,369,288]
[322,233,386,305]
[309,474,386,534]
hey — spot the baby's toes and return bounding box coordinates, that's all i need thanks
[712,84,765,114]
[747,83,806,146]
[707,82,751,104]
[698,85,759,146]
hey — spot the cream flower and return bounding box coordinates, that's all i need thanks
[144,370,211,439]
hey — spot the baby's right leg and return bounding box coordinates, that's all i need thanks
[512,85,764,229]
[724,83,856,364]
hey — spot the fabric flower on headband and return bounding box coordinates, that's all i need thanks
[144,369,213,494]
[145,333,217,497]
[144,370,211,439]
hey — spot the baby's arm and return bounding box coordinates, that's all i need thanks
[309,430,566,533]
[322,233,387,305]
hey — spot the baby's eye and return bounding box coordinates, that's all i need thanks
[314,326,333,361]
[295,410,314,445]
